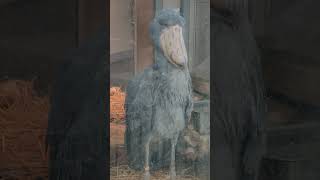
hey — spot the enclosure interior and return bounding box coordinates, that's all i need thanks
[110,0,210,179]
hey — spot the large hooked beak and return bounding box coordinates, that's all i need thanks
[160,25,188,68]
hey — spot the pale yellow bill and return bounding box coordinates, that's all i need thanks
[160,25,188,67]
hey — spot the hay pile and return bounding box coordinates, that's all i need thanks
[110,87,126,123]
[0,79,49,179]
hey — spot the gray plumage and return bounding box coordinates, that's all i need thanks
[124,9,193,179]
[211,8,266,180]
[46,30,108,180]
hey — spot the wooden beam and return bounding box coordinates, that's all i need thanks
[78,0,106,45]
[262,50,320,107]
[0,0,17,6]
[134,0,154,73]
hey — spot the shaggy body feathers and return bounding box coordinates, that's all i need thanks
[125,9,193,172]
[211,8,266,180]
[125,53,193,170]
[46,30,108,180]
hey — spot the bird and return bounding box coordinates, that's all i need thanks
[211,6,266,180]
[124,9,193,180]
[46,29,108,180]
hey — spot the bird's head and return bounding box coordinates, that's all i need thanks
[149,9,188,69]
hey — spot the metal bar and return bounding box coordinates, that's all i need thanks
[154,0,163,15]
[180,0,190,57]
[153,0,162,67]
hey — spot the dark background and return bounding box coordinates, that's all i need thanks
[0,0,105,92]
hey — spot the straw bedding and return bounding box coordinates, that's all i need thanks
[0,79,49,179]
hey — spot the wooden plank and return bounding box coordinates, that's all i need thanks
[0,0,78,88]
[266,121,320,160]
[0,0,17,6]
[193,0,210,67]
[78,0,106,45]
[262,1,320,59]
[262,50,320,107]
[134,0,154,73]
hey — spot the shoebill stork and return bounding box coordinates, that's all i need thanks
[124,9,193,180]
[46,30,108,180]
[211,2,267,180]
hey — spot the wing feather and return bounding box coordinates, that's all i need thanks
[125,68,154,133]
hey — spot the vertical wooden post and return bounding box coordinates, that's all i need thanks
[134,0,155,74]
[2,135,5,152]
[78,0,106,45]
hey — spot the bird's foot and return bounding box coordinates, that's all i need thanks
[169,170,176,180]
[144,166,150,180]
[143,171,150,180]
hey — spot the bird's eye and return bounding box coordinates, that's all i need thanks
[158,19,169,26]
[159,18,178,27]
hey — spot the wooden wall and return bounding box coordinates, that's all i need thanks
[110,0,133,54]
[0,0,78,90]
[134,0,154,73]
[0,0,106,90]
[258,0,320,107]
[78,0,106,44]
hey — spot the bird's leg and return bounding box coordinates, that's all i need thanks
[144,135,152,180]
[170,133,179,180]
